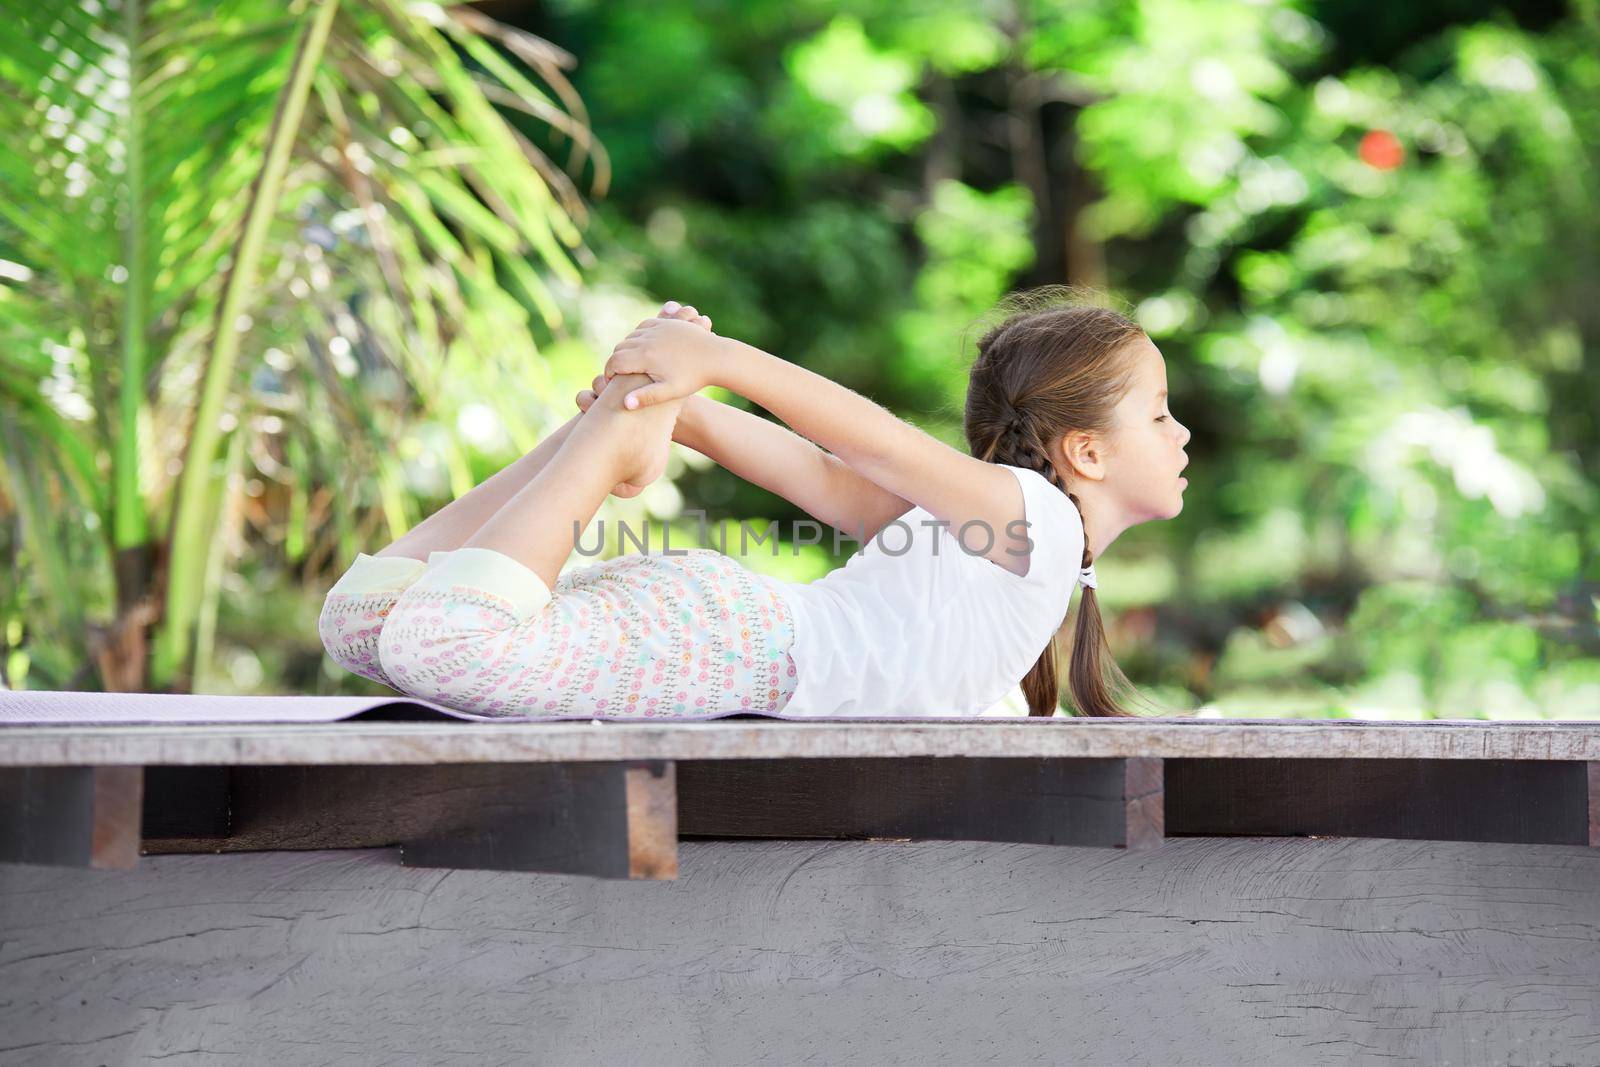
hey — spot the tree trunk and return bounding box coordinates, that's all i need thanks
[92,542,162,692]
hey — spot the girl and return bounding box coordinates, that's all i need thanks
[319,287,1190,718]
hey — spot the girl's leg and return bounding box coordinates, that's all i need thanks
[372,410,585,563]
[459,371,683,592]
[323,412,593,687]
[373,532,799,720]
[324,372,672,690]
[372,374,681,707]
[318,553,429,690]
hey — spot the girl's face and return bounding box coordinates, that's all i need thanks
[1106,337,1191,520]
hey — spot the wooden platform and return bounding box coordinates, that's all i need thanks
[5,715,1600,765]
[2,717,1596,878]
[6,713,1600,1062]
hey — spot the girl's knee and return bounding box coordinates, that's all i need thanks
[375,548,554,701]
[317,553,431,689]
[318,592,393,687]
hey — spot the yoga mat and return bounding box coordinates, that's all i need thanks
[0,689,1028,725]
[0,689,497,725]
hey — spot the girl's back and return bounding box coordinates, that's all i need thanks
[755,463,1090,718]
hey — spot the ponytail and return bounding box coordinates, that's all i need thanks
[964,291,1152,717]
[980,421,1138,717]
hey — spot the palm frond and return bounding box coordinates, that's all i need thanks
[0,0,603,690]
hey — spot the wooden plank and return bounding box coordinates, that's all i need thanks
[1168,757,1600,846]
[0,766,142,869]
[676,756,1164,851]
[6,717,1600,769]
[1590,762,1599,848]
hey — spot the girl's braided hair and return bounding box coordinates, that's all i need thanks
[962,285,1155,717]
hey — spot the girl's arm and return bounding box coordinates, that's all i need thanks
[673,393,914,542]
[705,336,1030,576]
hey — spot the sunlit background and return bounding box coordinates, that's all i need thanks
[1,0,1595,718]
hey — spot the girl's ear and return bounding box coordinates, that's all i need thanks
[1058,429,1105,480]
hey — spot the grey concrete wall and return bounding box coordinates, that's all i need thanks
[2,836,1597,1065]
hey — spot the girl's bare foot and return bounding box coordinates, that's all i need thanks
[587,370,685,490]
[577,374,665,497]
[576,302,708,498]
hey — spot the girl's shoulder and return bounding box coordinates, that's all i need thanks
[987,464,1086,595]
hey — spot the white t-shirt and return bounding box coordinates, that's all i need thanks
[751,463,1091,718]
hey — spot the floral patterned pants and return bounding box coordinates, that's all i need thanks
[318,546,800,720]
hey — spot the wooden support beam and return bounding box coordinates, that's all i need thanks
[141,757,1160,864]
[1591,762,1599,848]
[1167,758,1600,847]
[167,761,680,879]
[403,761,678,879]
[676,756,1165,851]
[0,766,142,869]
[129,752,1600,874]
[625,759,679,879]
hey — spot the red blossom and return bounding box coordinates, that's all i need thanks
[1359,129,1405,170]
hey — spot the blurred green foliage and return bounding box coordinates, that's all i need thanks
[4,0,1595,719]
[0,0,604,693]
[508,0,1599,718]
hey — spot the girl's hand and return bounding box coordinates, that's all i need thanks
[575,300,713,413]
[657,299,712,331]
[603,313,726,410]
[574,301,714,496]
